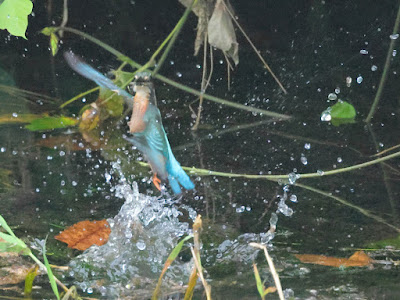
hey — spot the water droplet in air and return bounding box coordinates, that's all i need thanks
[12,112,18,117]
[346,76,352,87]
[136,240,146,250]
[300,154,308,165]
[176,72,182,78]
[357,76,363,84]
[393,50,397,56]
[337,157,343,163]
[321,109,332,121]
[236,206,245,213]
[317,169,324,175]
[288,172,297,184]
[328,93,337,100]
[390,33,399,40]
[290,195,298,202]
[360,49,368,54]
[371,65,378,71]
[304,143,311,150]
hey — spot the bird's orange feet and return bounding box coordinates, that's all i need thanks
[153,174,162,191]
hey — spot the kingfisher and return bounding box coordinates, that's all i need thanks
[64,51,195,194]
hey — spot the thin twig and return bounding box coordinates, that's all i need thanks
[58,0,68,38]
[54,27,292,120]
[192,31,209,130]
[295,182,400,232]
[221,0,287,94]
[153,0,197,75]
[184,149,400,180]
[365,0,400,123]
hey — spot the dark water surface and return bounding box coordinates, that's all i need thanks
[1,0,400,299]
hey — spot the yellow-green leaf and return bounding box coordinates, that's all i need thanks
[42,238,60,300]
[25,116,78,131]
[40,26,56,36]
[24,265,38,297]
[152,235,193,300]
[50,33,59,56]
[0,0,33,39]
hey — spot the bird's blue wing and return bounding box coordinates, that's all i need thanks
[64,51,133,103]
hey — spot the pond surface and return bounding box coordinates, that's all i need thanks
[1,0,400,299]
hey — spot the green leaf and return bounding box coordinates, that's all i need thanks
[25,115,78,131]
[253,264,265,299]
[367,234,400,249]
[0,232,31,255]
[321,101,356,126]
[42,238,60,300]
[50,33,59,56]
[0,214,17,236]
[40,26,56,36]
[330,101,356,119]
[0,0,33,39]
[152,235,193,300]
[99,87,125,117]
[24,265,38,297]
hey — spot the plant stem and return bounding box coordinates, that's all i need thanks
[365,0,400,123]
[250,243,284,300]
[55,27,292,120]
[28,253,69,293]
[153,0,197,75]
[295,182,400,232]
[183,149,400,180]
[222,0,287,95]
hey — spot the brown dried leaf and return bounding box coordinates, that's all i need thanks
[208,0,239,65]
[179,0,214,55]
[55,220,111,251]
[295,251,373,268]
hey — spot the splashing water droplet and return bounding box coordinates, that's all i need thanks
[390,33,399,40]
[300,154,308,165]
[328,93,337,101]
[321,108,332,121]
[317,169,324,175]
[360,49,368,55]
[290,195,298,202]
[288,172,297,184]
[136,240,146,250]
[371,65,378,71]
[346,76,352,87]
[357,75,363,84]
[304,143,311,150]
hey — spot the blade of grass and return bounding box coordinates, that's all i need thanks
[190,246,211,300]
[42,237,60,300]
[24,265,39,297]
[250,243,284,300]
[152,235,193,300]
[253,264,266,300]
[183,267,199,300]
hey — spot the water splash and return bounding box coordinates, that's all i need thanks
[69,180,196,297]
